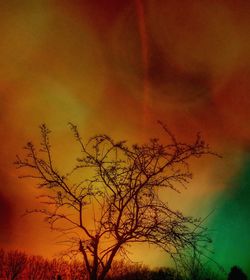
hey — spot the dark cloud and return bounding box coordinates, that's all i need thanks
[148,41,212,104]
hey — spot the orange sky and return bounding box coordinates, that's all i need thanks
[1,0,250,269]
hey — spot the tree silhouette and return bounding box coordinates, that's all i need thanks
[15,122,215,280]
[5,250,27,280]
[0,249,6,279]
[228,266,248,280]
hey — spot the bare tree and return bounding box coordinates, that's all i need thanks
[0,248,5,278]
[15,122,215,280]
[25,255,47,280]
[24,255,59,280]
[5,250,27,280]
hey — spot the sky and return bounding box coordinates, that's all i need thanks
[0,0,250,276]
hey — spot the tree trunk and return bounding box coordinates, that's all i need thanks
[98,270,109,280]
[98,243,122,280]
[89,272,98,280]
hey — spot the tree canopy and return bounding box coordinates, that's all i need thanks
[15,123,214,280]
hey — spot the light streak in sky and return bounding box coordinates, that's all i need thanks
[135,0,150,128]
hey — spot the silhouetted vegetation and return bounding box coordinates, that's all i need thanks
[228,266,247,280]
[1,248,248,280]
[0,248,86,280]
[15,123,217,280]
[1,249,27,280]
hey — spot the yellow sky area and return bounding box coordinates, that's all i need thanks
[0,0,106,127]
[0,2,49,81]
[12,82,87,132]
